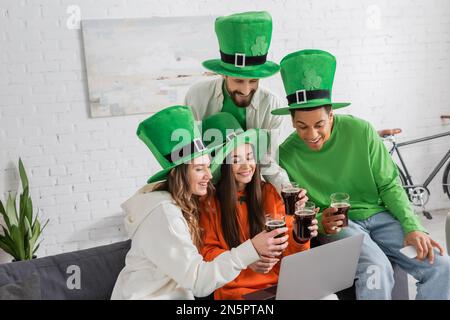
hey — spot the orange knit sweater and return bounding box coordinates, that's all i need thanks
[199,183,310,300]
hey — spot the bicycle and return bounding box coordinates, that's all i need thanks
[378,128,450,220]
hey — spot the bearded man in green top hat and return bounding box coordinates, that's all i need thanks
[184,11,292,193]
[273,49,450,300]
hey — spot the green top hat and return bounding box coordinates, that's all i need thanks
[137,105,217,183]
[271,49,351,115]
[201,112,268,183]
[202,11,280,79]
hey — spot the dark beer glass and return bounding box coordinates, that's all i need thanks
[265,214,286,239]
[281,182,301,215]
[330,193,350,227]
[294,201,316,243]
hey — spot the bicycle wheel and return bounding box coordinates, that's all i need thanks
[396,165,407,186]
[396,165,411,201]
[443,160,450,200]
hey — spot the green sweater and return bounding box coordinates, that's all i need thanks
[279,115,426,235]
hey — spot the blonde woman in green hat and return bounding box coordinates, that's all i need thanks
[184,11,293,192]
[198,112,317,300]
[111,105,289,300]
[274,49,450,300]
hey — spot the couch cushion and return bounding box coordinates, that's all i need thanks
[0,273,41,300]
[0,240,131,300]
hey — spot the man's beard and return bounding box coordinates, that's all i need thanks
[230,90,256,107]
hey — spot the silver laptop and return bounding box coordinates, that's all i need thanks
[275,234,363,300]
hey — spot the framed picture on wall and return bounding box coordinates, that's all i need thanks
[81,16,217,118]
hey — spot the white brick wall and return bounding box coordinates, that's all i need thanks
[1,0,450,263]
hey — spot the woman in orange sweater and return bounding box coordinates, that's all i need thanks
[199,113,319,300]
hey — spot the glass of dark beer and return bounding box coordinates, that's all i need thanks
[281,182,301,215]
[293,201,316,243]
[265,213,286,239]
[330,193,350,227]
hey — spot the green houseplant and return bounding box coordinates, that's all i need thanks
[0,158,49,261]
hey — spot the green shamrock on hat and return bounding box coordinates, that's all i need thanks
[251,36,268,56]
[302,69,322,90]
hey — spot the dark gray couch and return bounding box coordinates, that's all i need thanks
[0,239,410,300]
[0,240,131,299]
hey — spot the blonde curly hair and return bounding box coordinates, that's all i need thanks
[149,164,213,248]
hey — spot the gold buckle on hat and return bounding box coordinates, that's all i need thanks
[295,90,307,104]
[235,53,246,67]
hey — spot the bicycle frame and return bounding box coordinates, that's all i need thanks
[388,131,450,189]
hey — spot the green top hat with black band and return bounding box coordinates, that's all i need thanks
[201,112,268,183]
[202,11,280,79]
[271,49,351,115]
[137,105,217,183]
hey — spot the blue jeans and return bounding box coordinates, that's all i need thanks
[319,211,450,300]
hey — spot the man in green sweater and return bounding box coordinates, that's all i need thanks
[273,49,450,299]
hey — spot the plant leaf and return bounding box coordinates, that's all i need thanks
[9,225,25,260]
[0,199,5,215]
[19,192,27,240]
[0,237,16,257]
[32,242,40,255]
[19,158,29,191]
[0,229,19,259]
[21,195,33,236]
[24,217,32,236]
[26,197,33,225]
[0,199,12,230]
[29,219,40,245]
[1,225,10,237]
[0,232,12,245]
[24,216,34,259]
[40,218,49,233]
[5,193,18,226]
[19,185,29,228]
[0,159,49,261]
